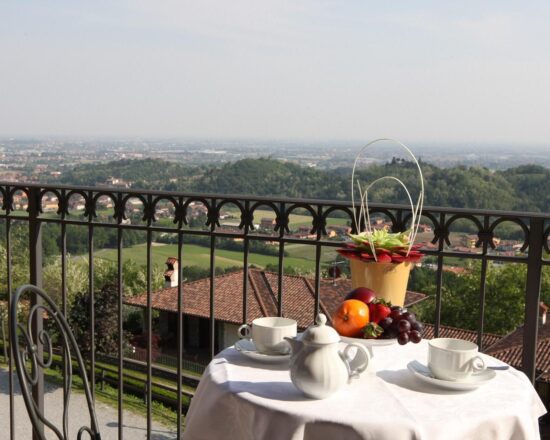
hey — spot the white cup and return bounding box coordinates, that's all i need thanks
[238,317,297,354]
[428,338,486,381]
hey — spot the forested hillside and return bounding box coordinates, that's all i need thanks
[60,159,197,189]
[56,158,549,212]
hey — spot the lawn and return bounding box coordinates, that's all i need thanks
[285,243,338,262]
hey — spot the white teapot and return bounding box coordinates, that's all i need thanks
[285,313,371,399]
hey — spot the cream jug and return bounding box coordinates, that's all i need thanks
[285,314,371,399]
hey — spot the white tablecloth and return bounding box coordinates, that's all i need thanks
[183,340,546,440]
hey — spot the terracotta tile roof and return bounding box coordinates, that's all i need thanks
[124,269,427,330]
[422,323,502,349]
[249,270,278,317]
[485,323,550,381]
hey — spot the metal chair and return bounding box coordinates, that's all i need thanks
[9,284,101,440]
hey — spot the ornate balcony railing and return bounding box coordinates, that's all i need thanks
[0,181,548,439]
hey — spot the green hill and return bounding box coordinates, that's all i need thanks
[55,157,550,212]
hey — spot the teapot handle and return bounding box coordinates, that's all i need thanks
[342,343,371,380]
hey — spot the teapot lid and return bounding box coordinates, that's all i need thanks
[301,313,340,344]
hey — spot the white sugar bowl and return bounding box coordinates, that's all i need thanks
[285,314,371,399]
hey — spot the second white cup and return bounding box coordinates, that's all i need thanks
[428,338,486,381]
[238,317,297,354]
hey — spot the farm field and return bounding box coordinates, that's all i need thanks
[93,208,351,229]
[94,242,338,272]
[221,208,349,229]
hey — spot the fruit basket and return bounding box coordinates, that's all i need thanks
[337,138,425,306]
[332,287,424,347]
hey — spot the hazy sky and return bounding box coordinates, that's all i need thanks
[1,1,549,144]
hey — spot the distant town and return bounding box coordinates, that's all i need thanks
[0,136,542,272]
[1,137,549,184]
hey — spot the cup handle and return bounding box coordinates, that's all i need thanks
[470,355,486,372]
[342,343,371,380]
[238,324,251,339]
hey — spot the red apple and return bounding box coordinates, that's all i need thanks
[345,287,377,305]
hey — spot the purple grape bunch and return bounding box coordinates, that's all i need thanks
[378,306,423,345]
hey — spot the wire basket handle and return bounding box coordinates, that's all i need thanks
[351,138,425,259]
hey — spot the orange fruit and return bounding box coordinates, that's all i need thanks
[332,299,370,337]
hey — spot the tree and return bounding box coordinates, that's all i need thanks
[0,224,30,300]
[50,156,550,212]
[69,284,127,356]
[264,263,314,277]
[120,259,164,296]
[412,263,550,335]
[42,255,87,306]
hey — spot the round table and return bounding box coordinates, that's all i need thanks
[183,340,546,440]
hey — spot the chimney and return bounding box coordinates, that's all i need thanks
[540,302,548,325]
[164,257,179,288]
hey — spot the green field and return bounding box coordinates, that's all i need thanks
[285,243,337,261]
[94,242,338,272]
[63,205,347,272]
[222,208,349,228]
[85,208,351,229]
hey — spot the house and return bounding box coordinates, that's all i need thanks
[259,217,275,230]
[188,202,208,218]
[125,258,427,354]
[466,234,479,248]
[42,202,59,212]
[325,224,352,238]
[483,304,550,396]
[291,226,317,239]
[418,224,432,233]
[163,257,179,288]
[484,325,550,380]
[219,222,241,233]
[465,234,501,248]
[104,176,133,188]
[442,265,468,275]
[453,245,479,254]
[12,194,28,210]
[495,240,523,253]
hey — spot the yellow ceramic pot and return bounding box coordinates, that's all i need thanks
[350,259,412,307]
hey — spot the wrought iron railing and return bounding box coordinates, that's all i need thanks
[0,181,548,439]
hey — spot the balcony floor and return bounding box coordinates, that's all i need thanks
[0,367,177,439]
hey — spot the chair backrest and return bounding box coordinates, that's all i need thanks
[9,284,101,440]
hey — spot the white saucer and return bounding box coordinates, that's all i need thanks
[340,335,397,347]
[407,360,496,391]
[234,339,291,364]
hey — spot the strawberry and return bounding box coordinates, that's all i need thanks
[362,322,384,339]
[368,299,392,324]
[375,253,393,263]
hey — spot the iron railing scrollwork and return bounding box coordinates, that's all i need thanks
[10,285,101,440]
[0,180,548,440]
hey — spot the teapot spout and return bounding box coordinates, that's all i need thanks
[284,336,303,355]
